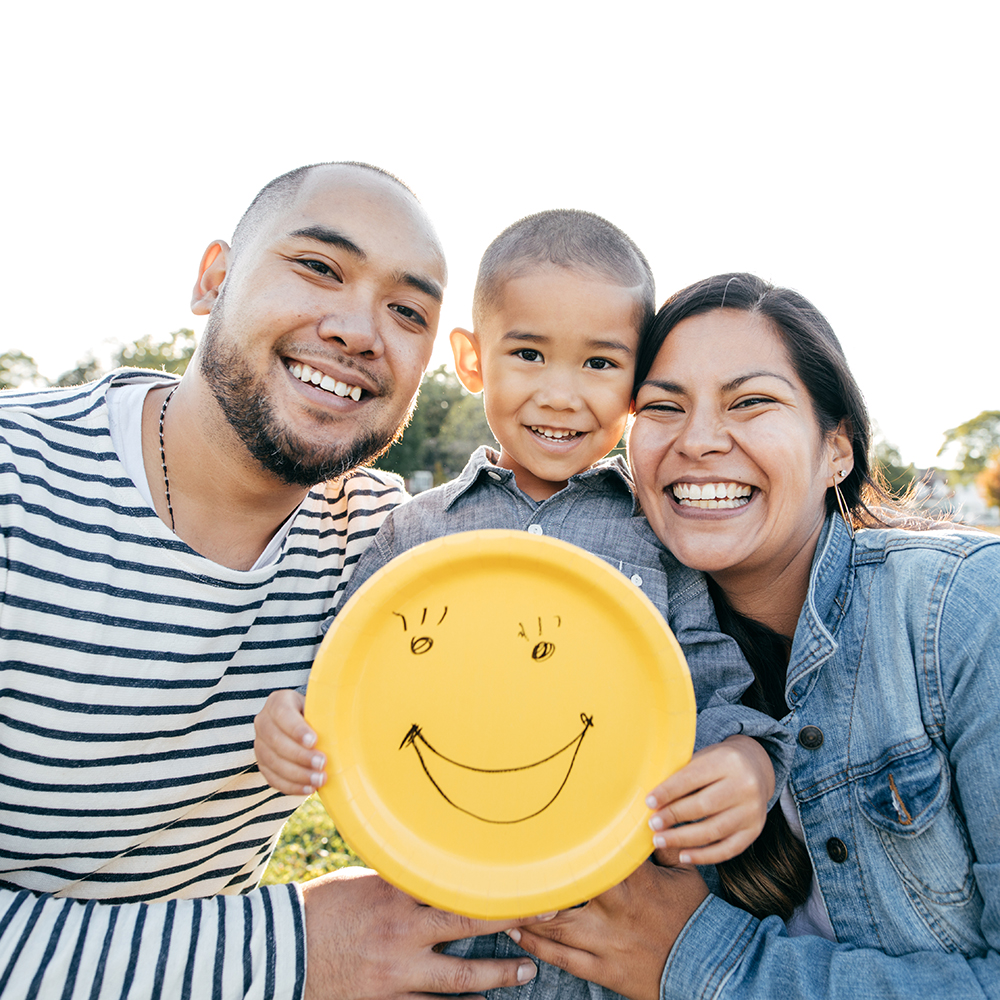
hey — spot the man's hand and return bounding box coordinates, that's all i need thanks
[300,867,538,1000]
[504,861,709,1000]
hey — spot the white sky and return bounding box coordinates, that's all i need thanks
[3,1,996,468]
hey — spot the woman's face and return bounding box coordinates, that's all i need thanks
[629,308,850,599]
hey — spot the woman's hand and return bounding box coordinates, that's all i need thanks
[505,861,710,1000]
[646,734,774,864]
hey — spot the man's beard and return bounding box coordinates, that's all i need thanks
[199,309,408,487]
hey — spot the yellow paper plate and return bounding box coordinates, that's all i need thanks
[305,529,695,919]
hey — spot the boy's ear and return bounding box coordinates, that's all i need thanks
[191,240,230,315]
[450,327,484,393]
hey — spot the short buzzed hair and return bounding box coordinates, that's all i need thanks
[229,161,417,258]
[472,209,655,333]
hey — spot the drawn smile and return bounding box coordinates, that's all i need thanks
[398,713,594,824]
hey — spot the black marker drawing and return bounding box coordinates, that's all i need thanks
[517,615,561,662]
[398,712,594,824]
[393,607,448,655]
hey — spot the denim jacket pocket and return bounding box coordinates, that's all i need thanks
[855,743,983,953]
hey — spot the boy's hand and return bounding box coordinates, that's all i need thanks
[254,689,326,796]
[644,734,774,865]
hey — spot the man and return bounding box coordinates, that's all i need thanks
[0,163,537,999]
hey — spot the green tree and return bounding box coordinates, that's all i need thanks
[938,411,1000,482]
[873,436,918,496]
[115,328,196,375]
[53,354,104,387]
[378,366,494,482]
[977,452,1000,510]
[0,350,44,390]
[434,391,496,479]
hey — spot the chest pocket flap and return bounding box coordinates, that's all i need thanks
[855,743,951,836]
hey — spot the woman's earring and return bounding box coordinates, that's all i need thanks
[834,471,855,539]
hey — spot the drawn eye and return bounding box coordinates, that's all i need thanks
[394,607,448,657]
[532,641,556,661]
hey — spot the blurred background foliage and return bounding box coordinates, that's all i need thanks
[3,330,998,514]
[260,796,363,885]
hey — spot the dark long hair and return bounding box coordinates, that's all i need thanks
[707,577,812,920]
[636,274,897,918]
[636,272,900,527]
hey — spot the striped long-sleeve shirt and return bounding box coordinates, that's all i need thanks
[0,372,406,999]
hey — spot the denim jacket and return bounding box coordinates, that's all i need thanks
[660,513,1000,999]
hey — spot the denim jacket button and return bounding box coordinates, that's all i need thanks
[630,574,643,587]
[527,524,543,535]
[798,725,824,750]
[487,471,502,481]
[826,837,849,863]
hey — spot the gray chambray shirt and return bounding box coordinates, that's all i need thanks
[334,446,793,774]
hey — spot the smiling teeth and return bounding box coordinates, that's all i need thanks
[290,363,362,401]
[531,426,581,440]
[672,482,752,509]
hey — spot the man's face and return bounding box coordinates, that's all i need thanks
[196,166,445,486]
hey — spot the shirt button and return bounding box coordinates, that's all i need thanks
[487,471,502,481]
[630,574,643,587]
[826,838,849,863]
[527,524,543,535]
[798,726,824,750]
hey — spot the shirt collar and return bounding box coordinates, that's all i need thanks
[444,446,635,509]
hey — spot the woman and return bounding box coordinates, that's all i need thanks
[506,274,1000,998]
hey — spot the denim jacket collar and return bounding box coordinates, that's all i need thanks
[786,512,856,708]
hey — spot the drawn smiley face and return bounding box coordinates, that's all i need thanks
[305,530,695,919]
[389,605,596,824]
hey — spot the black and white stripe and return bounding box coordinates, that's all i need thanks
[0,372,403,998]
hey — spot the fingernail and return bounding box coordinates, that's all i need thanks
[302,731,317,749]
[645,794,657,808]
[679,853,691,864]
[653,835,666,849]
[311,772,325,788]
[535,911,557,921]
[311,753,325,771]
[649,815,664,831]
[301,785,313,796]
[516,960,535,982]
[505,928,522,944]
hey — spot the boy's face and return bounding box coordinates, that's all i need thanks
[457,265,640,501]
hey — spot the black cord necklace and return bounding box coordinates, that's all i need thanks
[158,385,179,531]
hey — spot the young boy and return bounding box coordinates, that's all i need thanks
[255,209,792,866]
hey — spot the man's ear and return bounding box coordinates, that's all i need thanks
[450,327,484,393]
[191,241,230,315]
[826,420,855,486]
